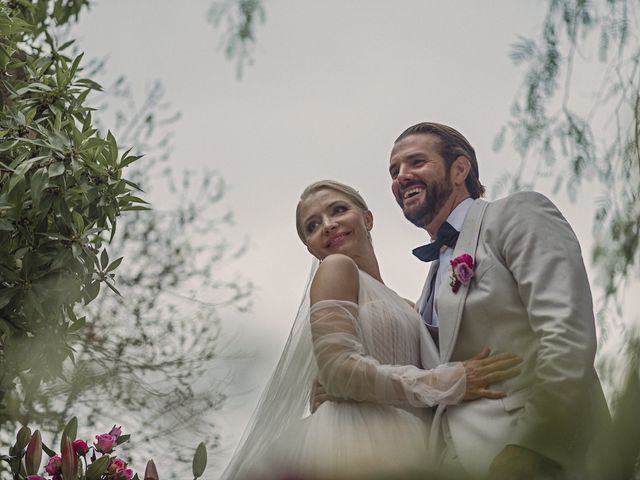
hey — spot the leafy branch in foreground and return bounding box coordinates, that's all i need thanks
[496,0,639,305]
[0,0,145,429]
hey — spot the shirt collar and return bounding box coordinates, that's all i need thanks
[446,197,474,232]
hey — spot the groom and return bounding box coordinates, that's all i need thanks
[389,122,611,479]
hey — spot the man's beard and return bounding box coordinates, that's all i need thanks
[402,175,453,228]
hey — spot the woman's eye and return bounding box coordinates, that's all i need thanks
[306,222,318,233]
[334,205,348,213]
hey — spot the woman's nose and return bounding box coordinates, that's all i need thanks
[322,217,338,232]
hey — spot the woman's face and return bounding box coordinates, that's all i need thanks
[298,188,373,260]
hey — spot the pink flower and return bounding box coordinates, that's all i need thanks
[121,468,135,480]
[449,253,475,293]
[94,433,117,454]
[108,457,127,475]
[72,439,89,455]
[109,425,123,439]
[454,262,474,285]
[450,253,473,268]
[26,476,46,480]
[44,455,62,475]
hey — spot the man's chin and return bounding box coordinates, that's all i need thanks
[403,208,432,228]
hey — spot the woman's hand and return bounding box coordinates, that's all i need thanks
[462,347,521,401]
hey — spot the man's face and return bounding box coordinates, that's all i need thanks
[389,133,453,229]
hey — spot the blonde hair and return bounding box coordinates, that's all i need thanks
[295,180,369,244]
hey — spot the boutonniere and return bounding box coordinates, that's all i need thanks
[449,253,474,293]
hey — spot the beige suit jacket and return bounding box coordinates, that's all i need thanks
[417,192,610,478]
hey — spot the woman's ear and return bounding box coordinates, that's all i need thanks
[364,210,373,231]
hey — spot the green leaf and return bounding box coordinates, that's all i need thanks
[72,211,84,234]
[41,442,57,457]
[105,257,123,273]
[59,416,78,451]
[104,280,122,297]
[30,168,49,209]
[0,218,14,231]
[70,52,84,78]
[48,162,66,177]
[115,434,130,446]
[100,249,109,269]
[75,78,103,91]
[86,455,110,480]
[192,442,207,478]
[68,316,86,332]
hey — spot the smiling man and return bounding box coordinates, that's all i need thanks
[389,122,611,480]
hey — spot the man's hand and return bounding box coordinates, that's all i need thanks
[488,445,558,480]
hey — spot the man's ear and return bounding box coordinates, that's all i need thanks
[364,210,373,231]
[451,155,471,186]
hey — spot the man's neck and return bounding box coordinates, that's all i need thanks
[425,192,471,238]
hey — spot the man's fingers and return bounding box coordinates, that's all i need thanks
[475,388,507,399]
[479,352,520,366]
[478,356,521,374]
[469,346,491,360]
[482,368,521,384]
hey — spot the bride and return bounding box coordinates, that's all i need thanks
[220,180,519,480]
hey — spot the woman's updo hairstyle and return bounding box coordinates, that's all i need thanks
[295,180,369,244]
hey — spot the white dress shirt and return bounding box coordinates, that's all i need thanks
[431,197,474,326]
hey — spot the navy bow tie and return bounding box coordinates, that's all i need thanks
[412,222,460,262]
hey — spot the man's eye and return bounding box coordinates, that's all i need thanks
[390,170,398,179]
[413,159,425,166]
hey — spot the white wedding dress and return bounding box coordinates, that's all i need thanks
[221,269,466,480]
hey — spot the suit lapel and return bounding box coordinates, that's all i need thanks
[417,260,439,318]
[417,261,440,367]
[438,199,489,362]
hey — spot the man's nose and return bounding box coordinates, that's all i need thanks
[397,164,413,184]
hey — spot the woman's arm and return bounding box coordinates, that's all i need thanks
[310,254,519,407]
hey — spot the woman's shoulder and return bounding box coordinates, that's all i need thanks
[310,254,359,304]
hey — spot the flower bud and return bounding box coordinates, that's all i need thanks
[25,430,42,475]
[16,426,31,451]
[121,468,135,480]
[109,425,123,439]
[72,439,89,456]
[45,455,62,475]
[61,438,78,480]
[144,459,159,480]
[108,457,126,475]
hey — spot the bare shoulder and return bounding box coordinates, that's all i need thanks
[310,254,359,304]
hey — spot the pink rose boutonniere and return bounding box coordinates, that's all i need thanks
[449,253,474,293]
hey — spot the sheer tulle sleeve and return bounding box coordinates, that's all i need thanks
[310,299,466,407]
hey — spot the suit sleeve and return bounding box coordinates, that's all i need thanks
[498,192,597,464]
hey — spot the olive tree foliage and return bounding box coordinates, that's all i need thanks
[208,0,265,77]
[0,0,145,429]
[34,73,254,469]
[495,0,639,306]
[496,1,640,474]
[1,1,254,475]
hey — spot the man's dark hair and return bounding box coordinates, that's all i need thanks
[395,122,485,198]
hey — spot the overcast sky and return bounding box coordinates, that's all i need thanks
[73,1,637,477]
